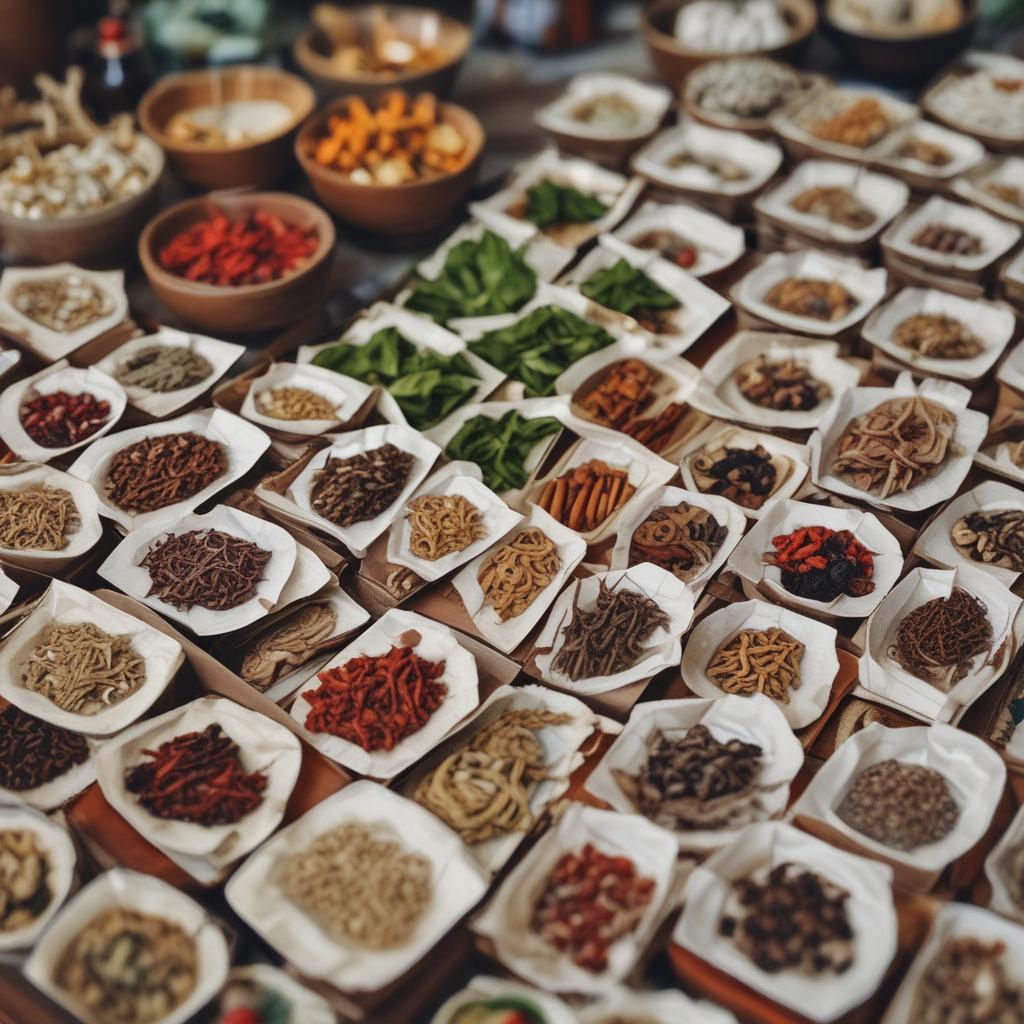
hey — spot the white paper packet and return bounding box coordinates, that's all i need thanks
[0,580,184,737]
[612,199,746,278]
[631,122,783,196]
[239,362,373,436]
[579,986,739,1024]
[809,372,989,512]
[913,479,1024,585]
[699,332,862,432]
[790,722,1005,873]
[755,160,909,245]
[24,868,229,1024]
[271,541,332,614]
[985,801,1024,924]
[451,506,587,654]
[882,195,1021,273]
[67,407,270,532]
[608,484,746,598]
[0,805,77,952]
[998,328,1024,395]
[225,781,489,990]
[288,423,440,558]
[679,424,810,521]
[0,362,127,462]
[0,264,127,362]
[862,288,1015,382]
[401,683,599,874]
[471,149,645,251]
[557,234,731,356]
[870,119,985,181]
[430,976,577,1024]
[93,696,301,868]
[882,903,1024,1024]
[92,327,244,418]
[953,156,1024,224]
[674,821,897,1024]
[682,599,838,730]
[534,563,695,696]
[98,505,298,636]
[472,803,680,995]
[289,608,480,778]
[728,499,903,618]
[0,464,104,572]
[535,73,671,141]
[585,694,803,852]
[732,249,887,337]
[387,472,523,583]
[859,564,1020,723]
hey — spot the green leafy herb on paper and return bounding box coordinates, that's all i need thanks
[446,410,562,492]
[580,258,681,324]
[312,326,480,430]
[468,305,615,398]
[524,179,609,228]
[405,230,538,324]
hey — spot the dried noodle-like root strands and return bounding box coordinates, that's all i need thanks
[477,528,561,621]
[0,484,79,551]
[405,493,487,560]
[706,627,804,703]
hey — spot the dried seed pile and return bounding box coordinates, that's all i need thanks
[113,345,214,393]
[10,275,114,333]
[256,386,338,422]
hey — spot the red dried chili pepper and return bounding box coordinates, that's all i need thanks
[19,390,110,448]
[765,526,876,602]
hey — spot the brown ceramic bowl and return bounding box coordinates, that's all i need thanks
[642,0,818,92]
[137,65,315,191]
[294,98,484,238]
[139,192,335,335]
[0,133,164,266]
[293,4,470,102]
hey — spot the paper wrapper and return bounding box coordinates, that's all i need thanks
[679,424,810,521]
[755,160,909,245]
[612,199,745,278]
[535,73,671,141]
[24,868,229,1024]
[288,423,440,558]
[273,541,332,613]
[632,123,782,197]
[225,965,335,1024]
[68,407,270,532]
[728,499,903,618]
[683,599,838,729]
[585,694,803,852]
[226,781,488,990]
[534,563,695,696]
[92,327,244,418]
[472,803,680,994]
[859,564,1020,723]
[94,696,301,872]
[387,472,523,583]
[863,287,1015,382]
[400,683,599,874]
[882,195,1021,274]
[732,249,887,337]
[913,479,1024,585]
[430,976,577,1024]
[239,362,372,436]
[954,156,1024,225]
[998,331,1024,394]
[882,903,1024,1024]
[699,332,862,432]
[810,373,989,513]
[579,986,738,1024]
[557,234,730,356]
[0,362,127,462]
[451,506,586,654]
[870,119,985,181]
[0,805,77,952]
[98,505,298,636]
[0,264,127,362]
[985,802,1024,924]
[0,580,184,737]
[470,148,645,250]
[290,608,480,778]
[674,821,897,1024]
[608,485,746,597]
[0,464,104,572]
[791,721,1005,875]
[0,567,17,618]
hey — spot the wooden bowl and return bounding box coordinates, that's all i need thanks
[137,65,315,191]
[642,0,818,92]
[0,133,164,266]
[292,4,471,102]
[294,99,484,238]
[139,192,335,336]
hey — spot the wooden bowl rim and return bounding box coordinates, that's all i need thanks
[821,0,979,43]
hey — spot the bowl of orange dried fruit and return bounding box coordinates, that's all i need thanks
[295,89,484,238]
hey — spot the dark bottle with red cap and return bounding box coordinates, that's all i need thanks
[84,14,149,119]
